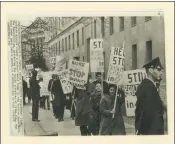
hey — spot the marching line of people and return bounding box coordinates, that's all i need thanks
[22,56,167,135]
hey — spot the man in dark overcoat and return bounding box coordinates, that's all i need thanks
[30,70,41,122]
[135,57,164,135]
[51,75,66,122]
[48,74,56,116]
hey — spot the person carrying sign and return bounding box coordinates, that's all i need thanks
[135,57,164,135]
[99,84,126,135]
[93,72,108,95]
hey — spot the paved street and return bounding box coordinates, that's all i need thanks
[24,103,135,136]
[23,84,166,136]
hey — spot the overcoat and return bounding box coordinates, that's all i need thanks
[88,92,102,135]
[51,79,66,106]
[99,89,126,135]
[75,87,91,126]
[29,77,40,100]
[135,78,164,135]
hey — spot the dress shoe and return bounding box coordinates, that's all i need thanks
[58,119,62,122]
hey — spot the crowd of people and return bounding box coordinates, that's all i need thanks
[22,57,166,135]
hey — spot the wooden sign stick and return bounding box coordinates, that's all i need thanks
[112,85,119,118]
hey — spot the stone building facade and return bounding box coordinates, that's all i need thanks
[46,16,166,83]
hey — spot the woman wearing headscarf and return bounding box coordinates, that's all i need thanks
[89,82,102,135]
[99,84,126,135]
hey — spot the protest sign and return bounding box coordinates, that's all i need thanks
[68,60,89,89]
[26,64,33,70]
[39,72,51,96]
[58,69,73,94]
[122,69,147,116]
[55,55,67,71]
[90,39,104,72]
[50,57,56,64]
[107,47,125,84]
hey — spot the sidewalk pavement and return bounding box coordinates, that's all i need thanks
[24,104,135,136]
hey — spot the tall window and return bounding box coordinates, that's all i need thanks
[62,39,64,52]
[131,17,137,27]
[65,37,67,52]
[146,40,152,62]
[56,43,58,55]
[145,16,152,22]
[87,38,90,63]
[77,30,79,47]
[94,20,97,38]
[59,41,60,54]
[82,28,84,45]
[72,33,75,49]
[101,17,105,37]
[109,17,114,35]
[120,17,124,31]
[69,35,71,50]
[132,44,137,69]
[103,52,105,77]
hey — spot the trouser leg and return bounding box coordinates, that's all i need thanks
[32,99,36,119]
[60,104,65,119]
[43,96,46,109]
[23,91,26,105]
[46,96,50,109]
[56,106,60,119]
[80,125,88,136]
[71,105,75,119]
[52,103,56,116]
[35,99,39,120]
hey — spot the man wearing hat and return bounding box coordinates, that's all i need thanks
[135,57,164,135]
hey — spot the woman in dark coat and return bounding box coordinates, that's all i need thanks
[89,82,102,135]
[51,75,66,122]
[99,84,126,135]
[74,85,91,136]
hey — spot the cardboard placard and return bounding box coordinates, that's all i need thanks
[122,69,147,116]
[58,69,73,94]
[107,47,125,84]
[90,39,104,72]
[68,60,89,89]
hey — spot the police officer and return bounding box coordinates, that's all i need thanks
[135,57,164,135]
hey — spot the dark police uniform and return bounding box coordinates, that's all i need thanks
[135,57,164,135]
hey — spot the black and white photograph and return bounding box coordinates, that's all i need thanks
[12,15,167,136]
